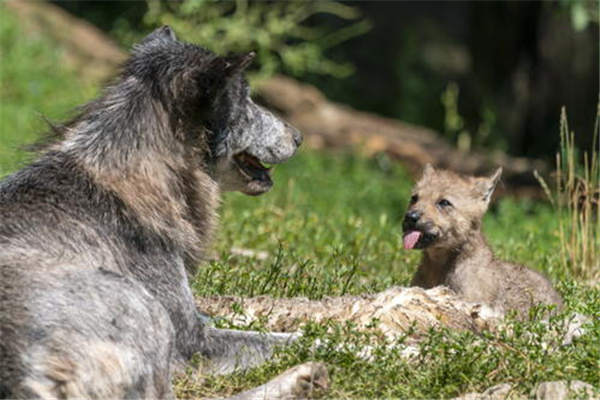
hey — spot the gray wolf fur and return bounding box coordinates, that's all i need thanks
[0,26,328,399]
[402,164,563,319]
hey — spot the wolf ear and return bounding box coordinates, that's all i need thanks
[207,52,255,82]
[475,167,502,204]
[141,25,178,45]
[222,52,255,77]
[201,52,255,94]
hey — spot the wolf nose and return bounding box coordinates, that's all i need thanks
[291,126,302,147]
[404,211,421,224]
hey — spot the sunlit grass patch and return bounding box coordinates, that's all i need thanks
[0,5,97,175]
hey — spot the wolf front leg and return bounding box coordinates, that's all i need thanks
[199,326,300,375]
[223,362,329,400]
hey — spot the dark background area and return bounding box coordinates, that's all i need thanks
[55,1,599,161]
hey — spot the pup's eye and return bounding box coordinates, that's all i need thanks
[410,195,418,204]
[437,199,452,208]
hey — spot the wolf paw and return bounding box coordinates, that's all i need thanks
[228,362,329,400]
[285,362,329,399]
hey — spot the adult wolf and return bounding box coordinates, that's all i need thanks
[0,27,327,399]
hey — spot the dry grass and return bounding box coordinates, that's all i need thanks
[556,106,599,279]
[538,106,600,280]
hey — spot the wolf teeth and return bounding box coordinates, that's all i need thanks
[238,152,271,171]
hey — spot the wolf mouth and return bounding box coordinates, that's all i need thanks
[234,151,273,184]
[235,152,272,171]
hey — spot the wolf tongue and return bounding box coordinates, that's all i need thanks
[403,231,422,250]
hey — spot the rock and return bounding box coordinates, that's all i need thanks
[483,383,528,400]
[533,380,599,400]
[481,383,515,400]
[453,392,485,400]
[453,383,524,400]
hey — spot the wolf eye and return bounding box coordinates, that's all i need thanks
[410,195,418,204]
[437,199,452,208]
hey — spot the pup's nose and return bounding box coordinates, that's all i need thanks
[404,210,421,224]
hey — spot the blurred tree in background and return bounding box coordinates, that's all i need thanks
[142,0,370,79]
[55,0,598,161]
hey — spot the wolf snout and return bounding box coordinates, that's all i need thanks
[288,123,302,147]
[266,122,301,163]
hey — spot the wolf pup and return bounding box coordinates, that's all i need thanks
[402,164,563,319]
[0,27,328,399]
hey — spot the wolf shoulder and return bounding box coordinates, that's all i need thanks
[0,154,126,273]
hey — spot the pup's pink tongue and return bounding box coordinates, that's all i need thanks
[403,231,422,250]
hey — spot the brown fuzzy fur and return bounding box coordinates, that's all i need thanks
[404,165,563,319]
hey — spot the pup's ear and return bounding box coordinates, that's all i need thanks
[141,25,178,45]
[474,167,502,204]
[421,163,435,179]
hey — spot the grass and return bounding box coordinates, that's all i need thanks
[554,107,599,279]
[192,150,598,399]
[0,5,97,176]
[535,106,599,281]
[1,8,598,399]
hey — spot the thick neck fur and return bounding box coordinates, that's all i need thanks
[58,77,219,273]
[419,230,493,287]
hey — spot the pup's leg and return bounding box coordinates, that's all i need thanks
[200,327,299,374]
[223,362,328,400]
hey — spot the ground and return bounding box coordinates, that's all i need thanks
[1,8,598,399]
